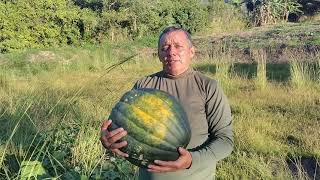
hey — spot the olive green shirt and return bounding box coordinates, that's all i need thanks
[133,68,233,180]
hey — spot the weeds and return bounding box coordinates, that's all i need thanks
[1,43,319,179]
[253,49,267,90]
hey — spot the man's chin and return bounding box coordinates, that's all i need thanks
[164,68,185,76]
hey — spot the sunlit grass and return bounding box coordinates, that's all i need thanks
[0,46,319,179]
[253,49,267,90]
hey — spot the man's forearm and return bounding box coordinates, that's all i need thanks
[189,130,233,167]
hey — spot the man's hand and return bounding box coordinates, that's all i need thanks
[100,119,129,158]
[147,147,192,173]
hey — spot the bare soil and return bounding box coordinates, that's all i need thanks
[193,22,320,63]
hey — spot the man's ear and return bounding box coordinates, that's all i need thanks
[190,47,195,58]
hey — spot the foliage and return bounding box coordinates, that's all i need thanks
[20,161,51,179]
[73,0,210,40]
[250,0,302,26]
[0,0,82,53]
[205,0,248,35]
[0,0,209,52]
[1,44,319,179]
[1,38,320,179]
[227,0,302,26]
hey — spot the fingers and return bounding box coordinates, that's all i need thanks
[148,163,176,173]
[112,149,129,158]
[101,119,112,131]
[110,140,128,149]
[148,160,179,173]
[147,147,192,173]
[100,119,129,157]
[100,120,111,137]
[100,119,127,145]
[178,147,188,155]
[108,128,127,144]
[154,160,176,167]
[102,140,129,158]
[101,127,127,147]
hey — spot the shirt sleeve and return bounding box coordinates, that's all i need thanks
[188,80,233,167]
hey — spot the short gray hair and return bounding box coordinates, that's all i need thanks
[158,26,193,48]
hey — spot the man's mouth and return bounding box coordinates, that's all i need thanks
[165,59,181,65]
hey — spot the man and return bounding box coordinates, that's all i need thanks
[101,26,233,179]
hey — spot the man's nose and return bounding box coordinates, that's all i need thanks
[168,46,178,55]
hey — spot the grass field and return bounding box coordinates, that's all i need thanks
[0,43,319,179]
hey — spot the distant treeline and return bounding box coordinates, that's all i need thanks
[227,0,320,25]
[0,0,210,53]
[1,0,319,53]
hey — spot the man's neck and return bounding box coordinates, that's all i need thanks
[163,68,190,78]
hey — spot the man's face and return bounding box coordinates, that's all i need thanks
[158,31,195,76]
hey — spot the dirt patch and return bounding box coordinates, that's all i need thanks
[287,156,320,179]
[27,51,58,62]
[137,47,157,59]
[0,55,8,66]
[193,22,320,63]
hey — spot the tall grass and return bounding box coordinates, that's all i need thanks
[214,55,234,93]
[285,50,320,91]
[199,0,247,36]
[317,56,320,82]
[253,49,267,90]
[1,45,320,179]
[290,60,312,90]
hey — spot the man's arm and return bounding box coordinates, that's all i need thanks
[189,81,233,167]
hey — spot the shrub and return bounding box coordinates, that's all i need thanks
[0,0,82,53]
[0,0,210,52]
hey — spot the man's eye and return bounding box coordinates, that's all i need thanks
[175,45,183,49]
[161,46,169,51]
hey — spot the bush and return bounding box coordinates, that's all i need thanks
[226,0,302,26]
[0,0,210,52]
[0,0,82,53]
[205,0,248,35]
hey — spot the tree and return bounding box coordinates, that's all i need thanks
[226,0,302,26]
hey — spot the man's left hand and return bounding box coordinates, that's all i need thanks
[147,147,192,173]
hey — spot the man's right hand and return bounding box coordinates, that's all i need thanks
[100,119,129,157]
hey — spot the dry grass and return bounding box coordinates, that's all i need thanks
[0,46,319,179]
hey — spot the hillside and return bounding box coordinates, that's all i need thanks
[193,22,320,63]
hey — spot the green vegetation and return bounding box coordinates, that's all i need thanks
[1,0,320,179]
[194,21,320,63]
[202,0,247,35]
[3,0,319,53]
[0,0,210,53]
[0,44,319,179]
[249,0,301,26]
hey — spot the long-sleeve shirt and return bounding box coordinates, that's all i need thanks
[133,68,233,180]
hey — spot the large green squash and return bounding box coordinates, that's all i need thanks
[108,88,191,168]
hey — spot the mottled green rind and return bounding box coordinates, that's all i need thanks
[108,88,191,168]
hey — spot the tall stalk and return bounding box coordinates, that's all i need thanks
[290,60,311,90]
[253,49,267,90]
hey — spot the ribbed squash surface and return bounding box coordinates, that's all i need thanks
[108,88,191,168]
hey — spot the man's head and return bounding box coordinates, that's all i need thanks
[158,26,195,76]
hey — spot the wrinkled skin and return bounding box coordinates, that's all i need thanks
[158,30,195,77]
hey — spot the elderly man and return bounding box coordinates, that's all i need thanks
[101,26,233,179]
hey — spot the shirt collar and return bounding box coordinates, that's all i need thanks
[162,68,193,79]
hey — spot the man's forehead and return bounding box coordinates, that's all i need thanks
[160,31,189,44]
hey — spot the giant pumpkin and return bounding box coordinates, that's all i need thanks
[108,88,191,168]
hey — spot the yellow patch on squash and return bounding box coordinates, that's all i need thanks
[130,95,174,141]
